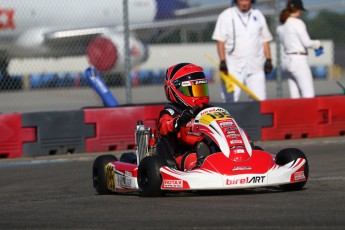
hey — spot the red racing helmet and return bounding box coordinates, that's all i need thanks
[164,63,210,108]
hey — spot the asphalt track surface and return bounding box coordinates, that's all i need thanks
[0,137,344,229]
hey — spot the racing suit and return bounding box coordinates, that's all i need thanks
[157,103,206,168]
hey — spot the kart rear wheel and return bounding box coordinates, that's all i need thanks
[275,148,309,191]
[137,155,165,197]
[92,154,118,195]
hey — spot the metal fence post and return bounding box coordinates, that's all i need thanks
[275,0,283,98]
[123,0,132,104]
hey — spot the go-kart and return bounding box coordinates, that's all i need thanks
[92,106,309,197]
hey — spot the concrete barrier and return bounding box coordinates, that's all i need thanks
[22,111,94,157]
[1,96,344,158]
[0,113,35,158]
[84,105,162,152]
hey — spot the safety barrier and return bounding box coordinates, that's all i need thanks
[84,105,163,152]
[22,111,94,157]
[0,114,36,158]
[261,98,320,140]
[317,96,345,137]
[1,96,344,159]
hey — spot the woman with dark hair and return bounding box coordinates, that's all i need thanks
[277,0,323,98]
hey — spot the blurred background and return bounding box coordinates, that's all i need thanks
[0,0,344,114]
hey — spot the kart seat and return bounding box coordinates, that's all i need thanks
[155,137,178,169]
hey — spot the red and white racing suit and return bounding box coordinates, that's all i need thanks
[158,103,204,156]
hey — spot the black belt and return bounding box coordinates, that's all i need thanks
[286,52,308,55]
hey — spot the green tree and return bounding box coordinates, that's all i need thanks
[306,11,345,44]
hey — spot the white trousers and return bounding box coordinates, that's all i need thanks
[221,67,266,102]
[284,55,315,98]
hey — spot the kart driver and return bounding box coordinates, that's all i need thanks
[156,63,212,170]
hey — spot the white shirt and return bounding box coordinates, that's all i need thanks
[277,17,321,54]
[212,7,273,74]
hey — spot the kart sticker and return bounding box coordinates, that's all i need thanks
[226,131,236,134]
[199,112,230,126]
[220,121,234,127]
[230,140,243,144]
[234,149,245,154]
[106,164,115,189]
[293,171,306,181]
[225,176,266,186]
[232,166,252,171]
[197,107,231,125]
[163,180,183,188]
[116,174,132,188]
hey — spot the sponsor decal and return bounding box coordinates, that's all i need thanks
[215,108,228,113]
[199,107,229,116]
[200,109,216,116]
[181,81,192,86]
[220,122,234,127]
[224,127,237,131]
[232,166,252,171]
[226,176,265,185]
[294,171,306,181]
[226,131,236,134]
[230,140,243,144]
[0,8,15,30]
[187,131,202,136]
[163,180,183,188]
[194,79,207,85]
[234,149,245,154]
[106,164,115,189]
[116,174,132,188]
[125,171,132,177]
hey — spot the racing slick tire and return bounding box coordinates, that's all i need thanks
[120,152,137,164]
[275,148,309,191]
[137,155,165,197]
[92,154,118,195]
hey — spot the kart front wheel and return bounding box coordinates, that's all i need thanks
[275,148,309,191]
[92,154,118,195]
[137,155,165,197]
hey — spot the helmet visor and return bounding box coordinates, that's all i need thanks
[176,79,209,97]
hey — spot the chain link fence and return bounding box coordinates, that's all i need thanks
[1,0,344,114]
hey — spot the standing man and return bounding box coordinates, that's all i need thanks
[212,0,273,102]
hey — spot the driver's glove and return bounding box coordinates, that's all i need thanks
[173,109,194,131]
